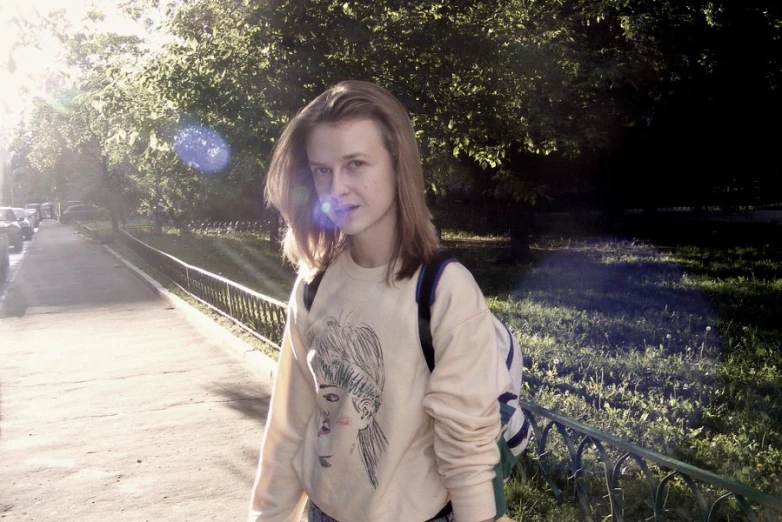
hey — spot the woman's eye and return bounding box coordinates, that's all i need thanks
[312,167,330,176]
[349,160,364,169]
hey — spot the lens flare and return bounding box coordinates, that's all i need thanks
[312,199,337,231]
[49,88,79,114]
[174,125,230,173]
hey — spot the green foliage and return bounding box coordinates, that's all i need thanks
[9,0,782,224]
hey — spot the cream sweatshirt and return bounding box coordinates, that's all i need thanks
[249,251,510,522]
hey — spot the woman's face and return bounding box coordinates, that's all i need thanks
[315,381,372,468]
[307,118,398,256]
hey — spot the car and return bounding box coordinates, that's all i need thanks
[25,203,42,221]
[59,203,109,224]
[0,207,24,251]
[13,207,34,239]
[25,207,40,228]
[40,201,57,220]
[0,233,8,282]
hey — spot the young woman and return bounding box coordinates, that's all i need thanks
[249,80,510,522]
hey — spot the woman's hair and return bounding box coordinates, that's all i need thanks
[264,80,439,282]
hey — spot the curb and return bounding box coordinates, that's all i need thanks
[103,244,278,383]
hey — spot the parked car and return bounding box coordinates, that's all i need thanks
[0,234,9,282]
[40,201,57,220]
[25,202,42,219]
[13,207,34,239]
[59,204,109,224]
[0,207,24,251]
[25,207,40,228]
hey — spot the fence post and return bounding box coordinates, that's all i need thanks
[226,281,234,318]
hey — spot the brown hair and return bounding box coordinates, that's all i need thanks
[264,80,439,282]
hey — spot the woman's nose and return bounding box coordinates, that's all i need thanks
[328,169,349,196]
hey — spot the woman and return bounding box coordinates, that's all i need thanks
[249,80,509,522]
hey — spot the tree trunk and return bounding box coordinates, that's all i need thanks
[168,208,191,234]
[503,204,533,264]
[98,154,120,233]
[108,191,123,233]
[152,208,163,235]
[269,211,281,244]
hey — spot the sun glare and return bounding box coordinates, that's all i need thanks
[0,0,154,137]
[2,0,126,199]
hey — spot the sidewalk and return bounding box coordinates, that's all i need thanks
[0,221,278,521]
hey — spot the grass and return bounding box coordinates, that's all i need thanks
[132,227,296,301]
[102,220,782,520]
[452,232,782,520]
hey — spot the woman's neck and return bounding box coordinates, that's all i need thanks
[348,236,396,268]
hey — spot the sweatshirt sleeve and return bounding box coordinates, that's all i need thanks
[248,279,315,522]
[421,263,510,522]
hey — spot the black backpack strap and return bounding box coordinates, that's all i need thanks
[416,249,456,372]
[303,271,325,311]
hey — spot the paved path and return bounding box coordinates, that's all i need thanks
[0,221,278,521]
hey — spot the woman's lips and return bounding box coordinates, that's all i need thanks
[332,205,357,219]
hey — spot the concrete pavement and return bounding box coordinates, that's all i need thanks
[0,221,279,521]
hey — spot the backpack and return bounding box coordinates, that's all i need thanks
[303,249,532,521]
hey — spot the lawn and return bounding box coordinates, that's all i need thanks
[114,219,782,520]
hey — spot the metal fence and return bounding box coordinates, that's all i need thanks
[186,220,274,235]
[116,229,287,350]
[520,401,782,521]
[70,220,116,244]
[79,224,782,521]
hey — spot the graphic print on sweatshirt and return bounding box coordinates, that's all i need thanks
[310,316,388,488]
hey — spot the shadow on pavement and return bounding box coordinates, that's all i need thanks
[204,381,271,424]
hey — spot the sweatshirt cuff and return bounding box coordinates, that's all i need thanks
[449,480,496,522]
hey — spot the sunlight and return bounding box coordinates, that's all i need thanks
[0,0,158,135]
[0,0,165,201]
[1,1,79,122]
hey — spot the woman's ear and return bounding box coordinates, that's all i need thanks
[356,398,376,430]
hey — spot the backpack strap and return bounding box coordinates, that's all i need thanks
[416,249,456,372]
[303,271,325,311]
[307,250,455,371]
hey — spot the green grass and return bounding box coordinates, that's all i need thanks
[452,234,782,520]
[110,224,782,520]
[134,227,296,301]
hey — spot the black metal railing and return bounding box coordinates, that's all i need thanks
[185,220,274,235]
[70,220,115,243]
[520,401,782,521]
[70,220,157,243]
[116,230,287,349]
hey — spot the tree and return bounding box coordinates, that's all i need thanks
[12,0,781,250]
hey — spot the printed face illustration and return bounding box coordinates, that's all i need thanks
[315,382,375,469]
[310,317,388,487]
